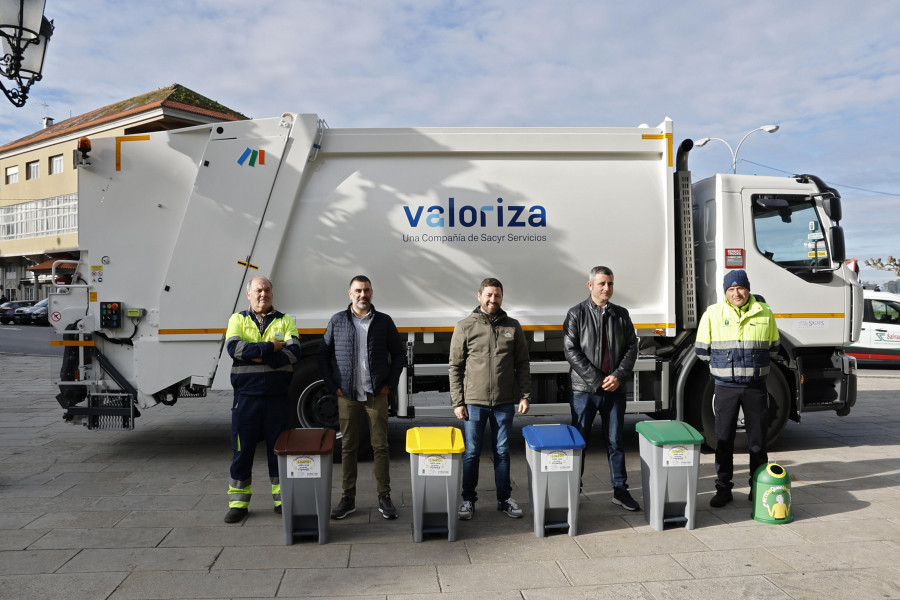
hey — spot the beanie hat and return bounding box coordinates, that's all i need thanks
[723,269,751,292]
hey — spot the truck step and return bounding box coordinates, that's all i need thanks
[65,393,135,431]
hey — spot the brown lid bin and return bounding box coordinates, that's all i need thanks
[274,428,336,456]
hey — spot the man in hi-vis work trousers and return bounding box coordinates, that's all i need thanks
[224,276,302,523]
[695,269,779,508]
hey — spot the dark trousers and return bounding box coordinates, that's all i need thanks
[228,391,289,508]
[571,390,628,488]
[713,382,768,491]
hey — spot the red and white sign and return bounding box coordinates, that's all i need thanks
[50,311,62,322]
[725,248,744,268]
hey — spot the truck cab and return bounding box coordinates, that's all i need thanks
[690,173,860,440]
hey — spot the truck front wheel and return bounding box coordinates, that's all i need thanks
[699,366,791,450]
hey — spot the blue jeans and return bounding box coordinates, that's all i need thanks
[461,403,515,504]
[571,390,628,488]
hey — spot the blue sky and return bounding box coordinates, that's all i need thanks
[3,0,898,282]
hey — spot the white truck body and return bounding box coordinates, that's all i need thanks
[50,113,860,445]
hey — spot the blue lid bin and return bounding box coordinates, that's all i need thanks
[406,427,464,542]
[274,428,336,545]
[522,424,586,537]
[634,420,704,531]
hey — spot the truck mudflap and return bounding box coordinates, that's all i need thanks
[795,350,856,414]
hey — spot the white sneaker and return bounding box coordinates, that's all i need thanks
[498,497,524,518]
[458,500,474,520]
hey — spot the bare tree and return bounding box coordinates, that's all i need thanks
[865,256,900,277]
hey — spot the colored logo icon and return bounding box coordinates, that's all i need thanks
[237,148,265,167]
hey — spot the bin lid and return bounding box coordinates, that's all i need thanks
[406,427,464,454]
[273,428,336,455]
[635,420,704,446]
[522,424,586,450]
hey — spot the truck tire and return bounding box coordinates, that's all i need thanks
[699,366,791,450]
[290,360,338,430]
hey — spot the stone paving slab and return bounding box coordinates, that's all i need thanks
[2,353,900,600]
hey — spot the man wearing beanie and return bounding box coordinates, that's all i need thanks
[695,269,780,508]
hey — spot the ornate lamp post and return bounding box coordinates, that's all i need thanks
[0,0,54,107]
[695,125,780,174]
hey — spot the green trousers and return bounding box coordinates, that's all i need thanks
[338,392,391,498]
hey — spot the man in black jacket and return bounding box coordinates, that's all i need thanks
[318,275,407,520]
[563,266,640,511]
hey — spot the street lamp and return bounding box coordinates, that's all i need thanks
[695,125,780,174]
[0,0,54,107]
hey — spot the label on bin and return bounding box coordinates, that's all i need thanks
[540,448,574,472]
[287,454,321,478]
[662,445,693,467]
[418,453,452,476]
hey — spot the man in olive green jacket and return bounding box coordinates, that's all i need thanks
[449,278,531,520]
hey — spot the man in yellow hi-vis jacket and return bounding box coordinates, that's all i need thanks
[695,269,779,509]
[223,276,302,523]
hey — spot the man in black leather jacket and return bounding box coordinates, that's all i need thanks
[563,266,640,511]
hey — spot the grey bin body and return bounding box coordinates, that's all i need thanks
[274,428,336,545]
[406,427,465,542]
[635,420,704,531]
[523,424,586,537]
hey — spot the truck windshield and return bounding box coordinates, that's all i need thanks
[752,194,830,271]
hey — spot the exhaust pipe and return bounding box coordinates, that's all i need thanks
[676,139,694,173]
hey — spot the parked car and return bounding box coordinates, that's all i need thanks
[12,298,47,325]
[846,289,900,365]
[30,299,50,326]
[0,301,35,325]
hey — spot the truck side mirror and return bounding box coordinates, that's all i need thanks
[823,195,842,222]
[830,226,846,263]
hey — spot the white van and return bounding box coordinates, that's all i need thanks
[846,289,900,364]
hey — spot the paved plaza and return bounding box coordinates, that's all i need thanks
[1,353,899,600]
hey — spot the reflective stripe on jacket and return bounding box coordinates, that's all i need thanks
[226,310,301,395]
[695,295,779,385]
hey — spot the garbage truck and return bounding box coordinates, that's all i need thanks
[49,113,861,447]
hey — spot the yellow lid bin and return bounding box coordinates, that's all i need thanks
[406,427,464,543]
[406,426,465,454]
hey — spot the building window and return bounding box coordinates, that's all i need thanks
[0,194,78,241]
[4,166,18,185]
[5,263,16,277]
[49,154,64,175]
[23,286,34,301]
[26,161,39,180]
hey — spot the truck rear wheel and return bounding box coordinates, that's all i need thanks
[699,366,790,450]
[290,361,338,430]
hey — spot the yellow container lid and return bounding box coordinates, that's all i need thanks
[406,426,465,454]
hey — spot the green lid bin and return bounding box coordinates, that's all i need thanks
[635,420,704,531]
